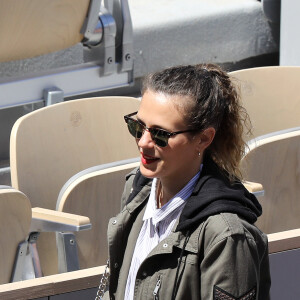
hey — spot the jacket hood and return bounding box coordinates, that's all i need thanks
[176,157,262,231]
[126,156,262,232]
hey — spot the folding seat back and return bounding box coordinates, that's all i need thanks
[10,96,140,210]
[0,186,32,284]
[10,96,140,274]
[57,159,140,269]
[241,129,300,234]
[230,66,300,140]
[0,0,90,62]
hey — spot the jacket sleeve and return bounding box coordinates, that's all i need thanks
[200,214,271,300]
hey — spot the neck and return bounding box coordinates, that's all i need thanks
[156,156,203,207]
[157,168,201,207]
[157,181,164,208]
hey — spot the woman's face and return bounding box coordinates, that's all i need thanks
[136,90,203,185]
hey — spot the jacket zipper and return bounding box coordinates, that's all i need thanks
[153,275,161,300]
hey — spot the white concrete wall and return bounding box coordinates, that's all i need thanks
[280,0,300,66]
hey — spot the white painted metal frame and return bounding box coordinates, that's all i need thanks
[0,64,132,109]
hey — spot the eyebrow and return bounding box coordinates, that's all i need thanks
[136,115,171,132]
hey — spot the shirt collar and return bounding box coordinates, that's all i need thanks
[143,166,202,225]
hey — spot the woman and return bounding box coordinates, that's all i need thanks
[102,64,271,300]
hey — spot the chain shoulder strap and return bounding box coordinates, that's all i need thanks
[95,260,110,300]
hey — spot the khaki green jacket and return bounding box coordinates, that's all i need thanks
[104,165,271,300]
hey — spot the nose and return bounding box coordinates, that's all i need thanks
[137,128,155,148]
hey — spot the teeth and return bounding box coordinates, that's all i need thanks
[145,156,155,159]
[142,153,157,160]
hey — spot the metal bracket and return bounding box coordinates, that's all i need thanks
[81,0,103,46]
[43,87,64,106]
[99,8,117,75]
[83,0,133,76]
[11,232,42,282]
[117,0,134,72]
[28,232,43,278]
[57,232,80,273]
[253,190,265,197]
[83,7,117,76]
[104,0,133,72]
[11,241,28,282]
[30,214,92,233]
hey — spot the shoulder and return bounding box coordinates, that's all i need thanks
[201,213,268,255]
[121,167,153,209]
[120,167,140,209]
[124,166,140,189]
[198,213,271,299]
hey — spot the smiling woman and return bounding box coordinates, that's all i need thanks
[101,64,271,300]
[133,90,215,202]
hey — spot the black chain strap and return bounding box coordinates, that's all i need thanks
[95,260,110,300]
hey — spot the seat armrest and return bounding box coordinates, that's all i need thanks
[30,207,91,232]
[268,228,300,253]
[243,181,264,197]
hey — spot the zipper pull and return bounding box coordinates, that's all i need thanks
[153,276,161,300]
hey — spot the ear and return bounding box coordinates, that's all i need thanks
[196,127,216,153]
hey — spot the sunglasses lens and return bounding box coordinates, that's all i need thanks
[151,129,169,147]
[125,116,169,147]
[127,119,144,139]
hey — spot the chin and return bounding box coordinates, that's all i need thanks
[139,163,159,179]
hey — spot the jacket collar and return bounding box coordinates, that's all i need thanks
[176,156,262,231]
[125,156,262,232]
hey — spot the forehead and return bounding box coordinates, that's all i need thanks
[138,90,189,129]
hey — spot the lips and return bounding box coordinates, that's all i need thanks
[141,152,160,165]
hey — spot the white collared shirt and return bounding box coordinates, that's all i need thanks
[124,167,202,300]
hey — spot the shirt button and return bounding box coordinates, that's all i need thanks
[114,263,119,269]
[112,219,117,225]
[163,243,168,248]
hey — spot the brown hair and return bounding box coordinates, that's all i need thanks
[142,64,251,180]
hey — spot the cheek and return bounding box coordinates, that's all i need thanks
[170,143,198,166]
[161,145,189,165]
[167,139,196,156]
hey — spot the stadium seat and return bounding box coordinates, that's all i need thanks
[10,96,140,275]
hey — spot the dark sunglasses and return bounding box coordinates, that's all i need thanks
[124,112,195,147]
